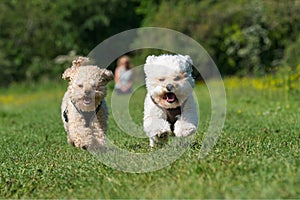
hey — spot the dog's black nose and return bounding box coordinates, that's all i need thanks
[85,90,91,95]
[166,84,174,91]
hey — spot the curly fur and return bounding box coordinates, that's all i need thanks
[61,57,113,150]
[143,54,198,147]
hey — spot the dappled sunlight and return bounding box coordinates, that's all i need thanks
[225,65,300,93]
[0,90,64,107]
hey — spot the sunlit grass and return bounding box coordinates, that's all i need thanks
[225,64,300,93]
[0,77,299,198]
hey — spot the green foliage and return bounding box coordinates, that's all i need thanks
[284,35,300,69]
[1,0,300,86]
[140,0,300,75]
[0,0,142,87]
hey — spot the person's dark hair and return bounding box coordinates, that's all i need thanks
[117,55,132,70]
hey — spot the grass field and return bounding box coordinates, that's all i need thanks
[0,78,299,198]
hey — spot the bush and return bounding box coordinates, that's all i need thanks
[138,0,300,76]
[0,0,142,87]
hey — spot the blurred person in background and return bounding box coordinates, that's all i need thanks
[114,55,133,94]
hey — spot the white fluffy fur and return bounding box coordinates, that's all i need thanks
[143,54,198,147]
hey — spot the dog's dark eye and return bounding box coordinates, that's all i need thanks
[174,76,181,81]
[159,78,165,82]
[78,84,83,88]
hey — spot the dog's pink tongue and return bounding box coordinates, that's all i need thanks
[84,97,92,104]
[166,93,175,103]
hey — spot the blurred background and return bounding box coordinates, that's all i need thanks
[0,0,299,87]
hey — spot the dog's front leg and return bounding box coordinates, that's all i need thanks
[90,130,106,151]
[144,117,172,147]
[144,94,172,147]
[174,95,198,137]
[68,120,92,149]
[174,120,197,137]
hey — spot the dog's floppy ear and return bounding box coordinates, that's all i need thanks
[101,69,114,84]
[183,55,193,66]
[62,68,75,81]
[179,55,193,75]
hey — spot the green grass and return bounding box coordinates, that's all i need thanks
[0,80,299,198]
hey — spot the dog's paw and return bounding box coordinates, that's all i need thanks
[174,128,196,137]
[73,139,83,148]
[67,135,74,145]
[174,121,197,137]
[67,135,85,148]
[93,137,106,149]
[155,129,173,141]
[88,139,106,152]
[149,130,172,147]
[157,130,171,138]
[73,137,90,149]
[149,135,167,148]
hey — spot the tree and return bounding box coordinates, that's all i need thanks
[0,0,142,86]
[139,0,300,76]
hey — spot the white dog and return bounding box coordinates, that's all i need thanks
[143,54,198,147]
[61,57,113,150]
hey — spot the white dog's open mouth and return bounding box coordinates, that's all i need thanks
[163,92,177,103]
[83,96,92,105]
